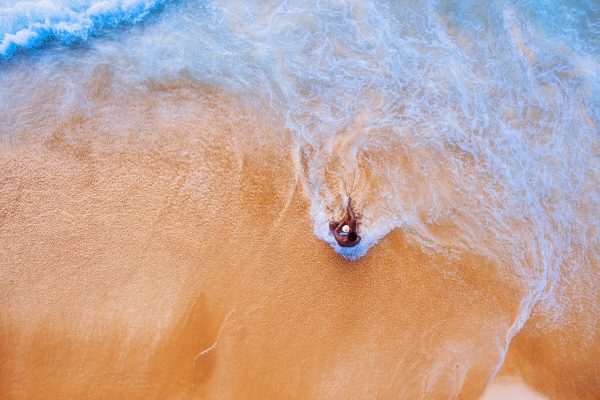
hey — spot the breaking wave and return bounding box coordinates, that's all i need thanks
[0,0,169,59]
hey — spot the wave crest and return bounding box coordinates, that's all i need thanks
[0,0,168,59]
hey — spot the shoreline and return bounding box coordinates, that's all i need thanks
[0,114,526,398]
[1,80,597,398]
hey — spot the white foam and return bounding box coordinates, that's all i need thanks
[0,0,167,58]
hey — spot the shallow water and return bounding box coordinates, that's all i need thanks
[1,1,599,399]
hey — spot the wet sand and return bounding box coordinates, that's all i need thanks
[0,84,598,399]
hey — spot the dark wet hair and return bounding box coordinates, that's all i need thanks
[348,232,358,241]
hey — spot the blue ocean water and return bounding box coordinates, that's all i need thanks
[0,0,173,58]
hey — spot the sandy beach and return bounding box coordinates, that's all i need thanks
[1,83,597,399]
[1,1,599,398]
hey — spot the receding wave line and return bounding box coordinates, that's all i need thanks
[0,0,170,59]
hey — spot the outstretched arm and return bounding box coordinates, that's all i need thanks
[346,197,357,231]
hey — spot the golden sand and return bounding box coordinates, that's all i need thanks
[0,83,597,399]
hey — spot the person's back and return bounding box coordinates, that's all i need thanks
[329,198,361,248]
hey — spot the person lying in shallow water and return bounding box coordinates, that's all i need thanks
[329,197,361,248]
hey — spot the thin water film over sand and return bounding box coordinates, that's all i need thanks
[1,1,599,399]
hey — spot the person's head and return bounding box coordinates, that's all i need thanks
[348,231,358,241]
[342,225,350,233]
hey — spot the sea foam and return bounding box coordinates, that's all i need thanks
[0,0,168,59]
